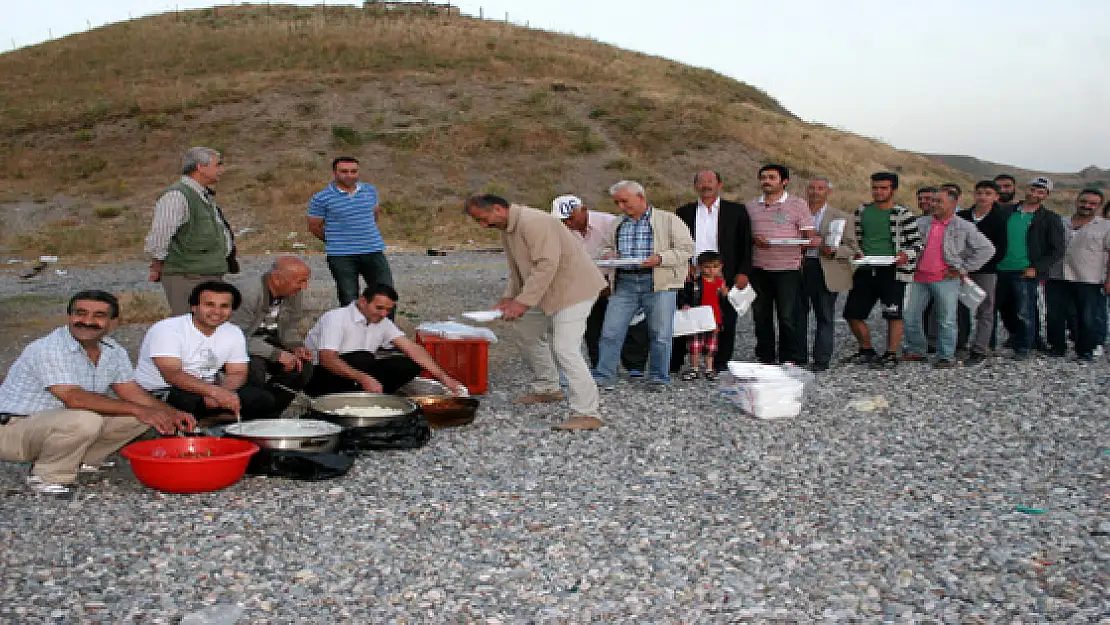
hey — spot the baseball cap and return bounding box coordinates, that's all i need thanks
[1030,176,1053,192]
[551,194,583,219]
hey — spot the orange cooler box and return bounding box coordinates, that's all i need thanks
[415,333,489,395]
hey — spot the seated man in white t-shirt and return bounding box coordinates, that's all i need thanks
[304,283,464,396]
[135,281,276,422]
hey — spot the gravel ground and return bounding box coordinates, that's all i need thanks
[1,253,1107,623]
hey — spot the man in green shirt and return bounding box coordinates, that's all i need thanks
[841,172,923,369]
[993,177,1065,359]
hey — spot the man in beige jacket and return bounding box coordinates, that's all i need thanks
[801,177,859,371]
[464,194,607,431]
[595,180,695,391]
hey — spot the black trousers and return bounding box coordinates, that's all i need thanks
[800,258,838,366]
[750,268,807,365]
[164,385,276,421]
[247,354,314,416]
[304,351,423,397]
[586,295,649,371]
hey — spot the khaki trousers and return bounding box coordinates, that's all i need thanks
[0,409,150,483]
[514,297,599,417]
[161,272,224,316]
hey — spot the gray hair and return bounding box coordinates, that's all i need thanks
[609,180,645,197]
[182,147,220,175]
[810,176,834,189]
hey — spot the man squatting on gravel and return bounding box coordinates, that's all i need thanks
[0,291,197,498]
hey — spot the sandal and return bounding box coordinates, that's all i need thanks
[681,369,701,381]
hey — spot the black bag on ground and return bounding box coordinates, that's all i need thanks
[245,450,355,480]
[338,411,431,451]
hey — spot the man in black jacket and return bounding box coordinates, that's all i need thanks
[956,181,1012,364]
[672,171,753,371]
[993,177,1065,359]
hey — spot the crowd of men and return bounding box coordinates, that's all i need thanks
[2,145,1107,496]
[0,148,461,497]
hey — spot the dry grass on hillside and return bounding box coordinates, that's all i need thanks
[0,3,992,262]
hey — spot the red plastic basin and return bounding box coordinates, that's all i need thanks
[121,437,259,494]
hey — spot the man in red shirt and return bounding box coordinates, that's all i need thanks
[902,187,994,367]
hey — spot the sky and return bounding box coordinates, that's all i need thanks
[2,0,1107,173]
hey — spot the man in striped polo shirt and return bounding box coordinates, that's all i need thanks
[748,164,819,365]
[307,157,393,306]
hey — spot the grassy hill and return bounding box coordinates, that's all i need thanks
[0,3,983,260]
[927,154,1110,192]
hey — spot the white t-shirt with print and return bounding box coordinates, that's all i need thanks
[134,314,250,391]
[305,302,405,361]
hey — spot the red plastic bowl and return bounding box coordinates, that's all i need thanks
[121,437,259,494]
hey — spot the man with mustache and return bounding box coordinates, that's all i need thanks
[1045,189,1110,361]
[0,291,195,497]
[673,170,753,372]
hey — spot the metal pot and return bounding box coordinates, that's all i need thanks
[407,396,480,429]
[223,419,342,453]
[309,393,420,429]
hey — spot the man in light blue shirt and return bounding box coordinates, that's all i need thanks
[0,291,194,497]
[306,156,393,306]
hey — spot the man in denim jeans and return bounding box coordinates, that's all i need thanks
[307,157,393,306]
[594,181,694,391]
[994,177,1065,359]
[901,188,994,368]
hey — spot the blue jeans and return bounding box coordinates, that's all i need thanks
[326,252,394,306]
[596,273,676,384]
[904,279,960,360]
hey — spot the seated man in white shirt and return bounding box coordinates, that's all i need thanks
[134,281,276,422]
[304,283,464,396]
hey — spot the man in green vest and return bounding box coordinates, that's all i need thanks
[144,147,238,316]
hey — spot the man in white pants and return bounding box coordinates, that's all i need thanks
[464,194,607,430]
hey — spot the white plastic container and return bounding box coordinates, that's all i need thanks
[720,362,810,419]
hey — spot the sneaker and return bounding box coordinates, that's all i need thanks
[934,359,957,369]
[703,369,718,381]
[840,349,877,365]
[680,369,701,381]
[646,382,667,393]
[869,352,899,369]
[626,369,645,378]
[1094,346,1104,357]
[965,352,988,366]
[899,353,926,362]
[78,460,117,474]
[26,476,73,498]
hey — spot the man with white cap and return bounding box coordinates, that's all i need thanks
[551,195,649,375]
[993,176,1065,359]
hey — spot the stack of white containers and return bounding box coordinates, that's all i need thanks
[719,362,810,419]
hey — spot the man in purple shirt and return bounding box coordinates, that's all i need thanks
[748,164,819,365]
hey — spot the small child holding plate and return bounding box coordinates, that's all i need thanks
[679,251,728,380]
